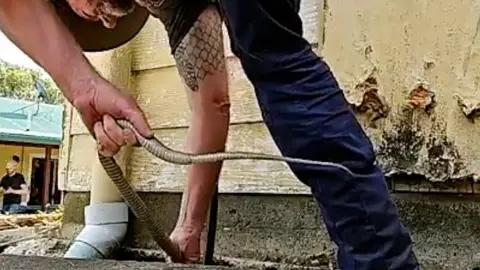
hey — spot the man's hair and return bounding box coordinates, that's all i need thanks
[12,155,20,163]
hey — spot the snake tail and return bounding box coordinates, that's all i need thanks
[143,136,358,177]
[117,119,358,177]
[97,154,183,262]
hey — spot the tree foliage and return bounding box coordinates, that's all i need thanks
[0,60,63,104]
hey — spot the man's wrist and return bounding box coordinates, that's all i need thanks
[180,210,209,233]
[176,222,205,235]
[54,60,99,104]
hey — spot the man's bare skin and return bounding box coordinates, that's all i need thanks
[169,6,229,262]
[0,0,228,263]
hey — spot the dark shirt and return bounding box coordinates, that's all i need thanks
[1,173,26,205]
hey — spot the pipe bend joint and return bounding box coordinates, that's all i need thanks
[64,202,129,259]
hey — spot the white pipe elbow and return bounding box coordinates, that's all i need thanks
[63,202,129,259]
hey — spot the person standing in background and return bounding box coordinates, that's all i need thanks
[1,159,28,214]
[10,155,29,207]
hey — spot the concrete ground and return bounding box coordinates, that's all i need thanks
[60,191,480,270]
[0,254,233,270]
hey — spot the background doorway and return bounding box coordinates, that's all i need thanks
[28,156,60,206]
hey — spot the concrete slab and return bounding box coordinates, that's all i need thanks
[61,192,480,269]
[0,255,233,270]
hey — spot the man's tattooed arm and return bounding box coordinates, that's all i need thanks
[170,5,230,248]
[173,6,226,92]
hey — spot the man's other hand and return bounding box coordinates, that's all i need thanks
[72,76,153,157]
[169,225,204,264]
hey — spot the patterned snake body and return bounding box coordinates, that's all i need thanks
[98,119,360,261]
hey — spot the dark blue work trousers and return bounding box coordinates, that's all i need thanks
[218,0,420,269]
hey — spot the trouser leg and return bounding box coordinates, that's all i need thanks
[218,0,419,269]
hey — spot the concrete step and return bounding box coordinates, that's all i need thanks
[62,192,480,270]
[0,255,232,270]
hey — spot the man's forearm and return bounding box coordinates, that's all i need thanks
[12,188,28,196]
[172,5,229,231]
[0,0,97,102]
[181,108,229,229]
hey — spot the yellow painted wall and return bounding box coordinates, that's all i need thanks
[0,144,59,203]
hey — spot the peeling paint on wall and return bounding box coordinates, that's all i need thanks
[351,74,390,127]
[323,0,480,185]
[407,84,436,113]
[454,94,480,120]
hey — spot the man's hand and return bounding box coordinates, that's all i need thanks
[72,75,153,157]
[4,187,25,195]
[169,225,205,264]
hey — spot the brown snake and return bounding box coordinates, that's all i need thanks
[98,119,360,261]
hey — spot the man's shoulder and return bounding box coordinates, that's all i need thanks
[0,174,9,186]
[8,173,25,183]
[15,173,25,182]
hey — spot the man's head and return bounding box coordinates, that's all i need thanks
[66,0,136,28]
[12,155,20,164]
[5,161,17,175]
[54,0,150,51]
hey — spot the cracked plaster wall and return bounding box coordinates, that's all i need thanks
[323,0,480,182]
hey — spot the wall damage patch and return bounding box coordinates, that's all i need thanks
[376,110,466,182]
[406,84,436,112]
[424,135,465,181]
[377,109,424,170]
[351,76,390,127]
[454,94,480,120]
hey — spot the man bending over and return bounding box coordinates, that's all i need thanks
[0,1,420,269]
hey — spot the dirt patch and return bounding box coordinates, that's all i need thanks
[424,135,466,181]
[2,238,70,257]
[377,109,466,182]
[377,109,425,170]
[0,239,335,269]
[117,247,335,269]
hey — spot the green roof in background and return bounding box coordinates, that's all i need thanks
[0,97,64,146]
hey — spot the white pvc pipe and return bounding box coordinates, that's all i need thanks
[64,44,133,259]
[87,45,133,204]
[64,202,128,259]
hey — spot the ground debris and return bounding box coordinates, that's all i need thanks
[118,247,335,269]
[2,237,69,258]
[2,243,335,269]
[0,206,63,231]
[0,207,64,254]
[0,224,61,249]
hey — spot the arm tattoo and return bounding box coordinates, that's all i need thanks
[173,6,226,92]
